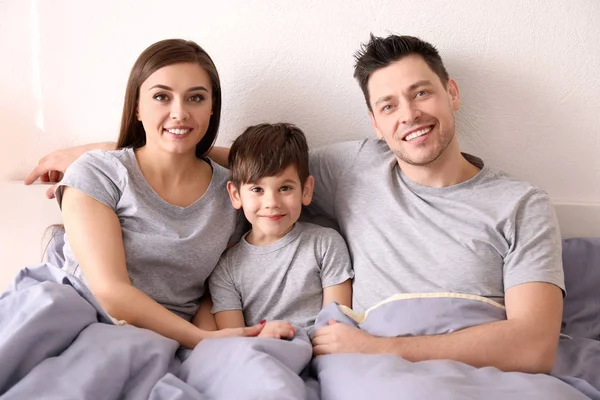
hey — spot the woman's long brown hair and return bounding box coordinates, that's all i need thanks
[116,39,222,157]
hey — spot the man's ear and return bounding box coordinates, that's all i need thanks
[227,181,242,209]
[447,78,461,111]
[369,112,384,140]
[302,176,315,206]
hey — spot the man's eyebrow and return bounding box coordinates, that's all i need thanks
[374,95,394,107]
[374,80,434,107]
[148,84,209,92]
[406,80,433,92]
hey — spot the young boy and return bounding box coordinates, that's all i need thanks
[208,123,353,339]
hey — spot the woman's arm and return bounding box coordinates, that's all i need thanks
[215,311,295,339]
[62,187,262,348]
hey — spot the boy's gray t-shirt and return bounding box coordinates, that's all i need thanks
[209,221,354,328]
[56,148,239,321]
[307,139,565,313]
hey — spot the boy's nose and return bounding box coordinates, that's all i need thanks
[263,191,280,208]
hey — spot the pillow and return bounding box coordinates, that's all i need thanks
[561,237,600,340]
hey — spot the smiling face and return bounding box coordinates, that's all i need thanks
[227,165,314,246]
[137,62,213,157]
[368,54,461,167]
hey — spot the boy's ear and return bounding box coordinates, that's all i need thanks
[227,181,242,209]
[302,176,315,206]
[369,112,384,140]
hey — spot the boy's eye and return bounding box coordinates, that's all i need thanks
[250,187,263,193]
[280,186,293,192]
[189,94,204,102]
[153,93,169,102]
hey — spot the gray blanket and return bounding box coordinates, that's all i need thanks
[312,295,600,400]
[1,264,598,399]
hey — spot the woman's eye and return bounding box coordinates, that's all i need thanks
[153,93,168,102]
[189,94,204,102]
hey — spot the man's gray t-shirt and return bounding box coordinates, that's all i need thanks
[209,221,354,328]
[307,139,565,313]
[56,148,240,321]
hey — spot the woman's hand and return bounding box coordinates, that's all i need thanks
[209,320,266,339]
[258,321,296,339]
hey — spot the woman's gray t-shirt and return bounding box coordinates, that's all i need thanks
[56,148,239,321]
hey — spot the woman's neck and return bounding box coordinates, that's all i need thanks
[135,145,203,186]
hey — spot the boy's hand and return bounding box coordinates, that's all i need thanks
[258,321,296,339]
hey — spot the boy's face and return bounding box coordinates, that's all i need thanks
[367,54,460,167]
[227,165,314,246]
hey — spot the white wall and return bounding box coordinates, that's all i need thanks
[1,0,599,289]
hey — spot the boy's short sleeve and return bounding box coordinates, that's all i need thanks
[209,256,243,313]
[318,228,354,287]
[55,150,123,210]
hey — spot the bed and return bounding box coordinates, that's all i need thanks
[0,234,598,399]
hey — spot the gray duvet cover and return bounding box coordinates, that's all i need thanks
[1,264,598,399]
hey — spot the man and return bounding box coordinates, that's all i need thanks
[307,34,564,374]
[26,34,564,374]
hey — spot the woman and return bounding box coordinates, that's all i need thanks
[47,39,264,348]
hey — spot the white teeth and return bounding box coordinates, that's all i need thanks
[166,128,191,135]
[405,127,432,141]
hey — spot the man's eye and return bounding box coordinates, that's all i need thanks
[381,104,393,112]
[415,90,429,98]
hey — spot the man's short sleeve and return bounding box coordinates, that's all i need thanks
[318,228,354,287]
[307,140,363,220]
[55,150,123,210]
[503,190,565,294]
[209,256,243,313]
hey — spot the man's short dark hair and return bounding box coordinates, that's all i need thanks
[353,34,450,111]
[229,123,310,188]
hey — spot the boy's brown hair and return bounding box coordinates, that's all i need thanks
[229,123,310,188]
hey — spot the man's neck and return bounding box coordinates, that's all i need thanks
[398,141,481,188]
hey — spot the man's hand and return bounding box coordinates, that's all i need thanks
[25,142,115,199]
[312,319,377,355]
[25,149,80,198]
[258,321,296,339]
